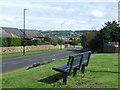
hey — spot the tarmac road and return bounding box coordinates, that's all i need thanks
[2,48,82,73]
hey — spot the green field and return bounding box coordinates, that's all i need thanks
[2,53,119,88]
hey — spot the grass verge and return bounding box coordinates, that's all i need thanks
[2,53,119,88]
[1,48,66,58]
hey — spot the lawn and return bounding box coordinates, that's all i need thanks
[2,53,119,88]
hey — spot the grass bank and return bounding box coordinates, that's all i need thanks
[1,48,66,58]
[2,53,119,88]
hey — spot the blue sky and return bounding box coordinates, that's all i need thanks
[0,0,119,31]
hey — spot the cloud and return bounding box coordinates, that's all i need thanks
[0,1,118,30]
[0,15,19,22]
[1,0,119,3]
[66,8,75,13]
[91,10,104,18]
[77,20,87,23]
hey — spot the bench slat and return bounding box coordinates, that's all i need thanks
[52,64,70,73]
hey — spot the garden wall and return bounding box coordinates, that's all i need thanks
[0,45,65,54]
[0,44,82,54]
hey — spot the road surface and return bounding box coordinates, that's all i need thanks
[2,48,82,72]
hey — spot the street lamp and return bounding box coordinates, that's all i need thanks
[60,22,65,49]
[118,1,120,26]
[23,9,28,55]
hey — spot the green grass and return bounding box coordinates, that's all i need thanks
[2,53,119,88]
[1,48,66,58]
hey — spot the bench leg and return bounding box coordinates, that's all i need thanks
[73,68,77,77]
[81,65,85,74]
[63,74,67,85]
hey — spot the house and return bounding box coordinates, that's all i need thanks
[0,27,45,40]
[20,29,45,40]
[0,27,23,38]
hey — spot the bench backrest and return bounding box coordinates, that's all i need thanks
[66,51,91,73]
[67,53,83,73]
[81,51,91,66]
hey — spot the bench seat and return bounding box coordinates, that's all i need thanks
[52,64,80,73]
[52,64,69,73]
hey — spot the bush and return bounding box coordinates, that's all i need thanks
[51,39,58,46]
[32,40,41,45]
[0,37,8,47]
[44,37,51,42]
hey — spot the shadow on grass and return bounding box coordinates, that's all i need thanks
[37,73,64,84]
[89,70,120,74]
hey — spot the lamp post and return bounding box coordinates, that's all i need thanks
[60,22,65,49]
[118,7,120,27]
[23,9,27,55]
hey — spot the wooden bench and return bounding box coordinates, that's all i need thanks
[52,51,91,84]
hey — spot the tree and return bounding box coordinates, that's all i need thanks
[80,32,97,50]
[89,32,103,52]
[80,21,120,52]
[100,21,119,43]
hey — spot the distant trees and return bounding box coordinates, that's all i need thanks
[58,39,66,45]
[44,37,66,46]
[69,39,80,46]
[80,21,120,52]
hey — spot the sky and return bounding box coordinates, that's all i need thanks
[0,0,119,31]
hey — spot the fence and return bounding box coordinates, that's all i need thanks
[103,42,120,53]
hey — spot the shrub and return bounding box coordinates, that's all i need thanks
[33,40,41,45]
[51,39,58,46]
[44,37,51,42]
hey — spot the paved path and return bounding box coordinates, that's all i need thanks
[2,48,82,72]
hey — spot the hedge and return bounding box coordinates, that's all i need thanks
[0,37,21,47]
